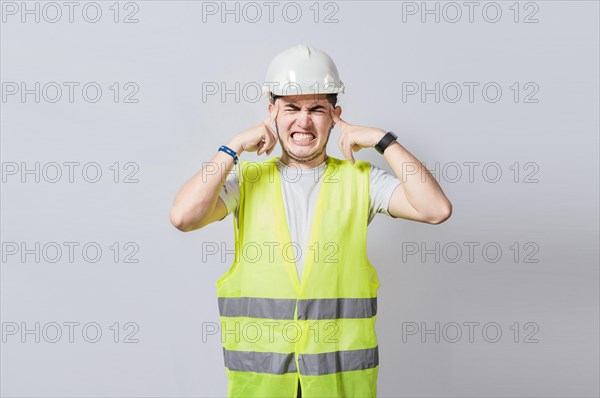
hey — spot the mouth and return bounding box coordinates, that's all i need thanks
[290,131,316,145]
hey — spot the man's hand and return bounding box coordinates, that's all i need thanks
[227,101,280,157]
[330,104,387,164]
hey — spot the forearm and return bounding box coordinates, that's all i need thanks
[170,140,242,229]
[383,140,452,218]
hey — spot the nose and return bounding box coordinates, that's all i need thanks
[295,110,313,130]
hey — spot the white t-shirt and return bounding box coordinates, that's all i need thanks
[218,157,400,282]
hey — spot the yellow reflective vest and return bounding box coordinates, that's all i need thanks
[215,156,380,397]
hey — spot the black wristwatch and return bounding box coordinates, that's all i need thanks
[374,131,398,154]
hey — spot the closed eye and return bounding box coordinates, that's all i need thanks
[283,106,326,113]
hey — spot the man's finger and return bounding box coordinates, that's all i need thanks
[260,120,279,156]
[259,127,276,156]
[266,133,278,156]
[339,139,355,165]
[257,138,266,156]
[345,146,355,164]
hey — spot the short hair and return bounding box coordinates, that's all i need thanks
[269,93,338,108]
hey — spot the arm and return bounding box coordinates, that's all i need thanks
[382,140,452,224]
[169,141,241,232]
[329,105,452,225]
[169,103,280,232]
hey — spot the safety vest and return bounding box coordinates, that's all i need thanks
[215,155,380,398]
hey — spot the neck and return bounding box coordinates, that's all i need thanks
[279,152,328,169]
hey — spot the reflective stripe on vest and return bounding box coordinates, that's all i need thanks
[222,346,379,376]
[299,346,379,375]
[218,297,377,320]
[215,156,381,398]
[222,348,297,374]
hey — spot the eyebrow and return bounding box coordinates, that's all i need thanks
[283,103,327,111]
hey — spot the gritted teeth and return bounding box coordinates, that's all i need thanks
[292,131,315,138]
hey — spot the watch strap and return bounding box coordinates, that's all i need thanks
[375,131,397,154]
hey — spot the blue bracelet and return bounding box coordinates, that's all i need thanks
[218,145,239,165]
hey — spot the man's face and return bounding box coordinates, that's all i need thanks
[269,94,341,164]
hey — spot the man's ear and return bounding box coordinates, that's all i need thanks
[332,105,342,125]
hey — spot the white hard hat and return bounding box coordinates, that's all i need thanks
[262,44,345,99]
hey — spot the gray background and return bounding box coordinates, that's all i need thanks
[1,1,598,397]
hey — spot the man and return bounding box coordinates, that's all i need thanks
[170,44,452,398]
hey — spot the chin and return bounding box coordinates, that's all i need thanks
[291,148,324,161]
